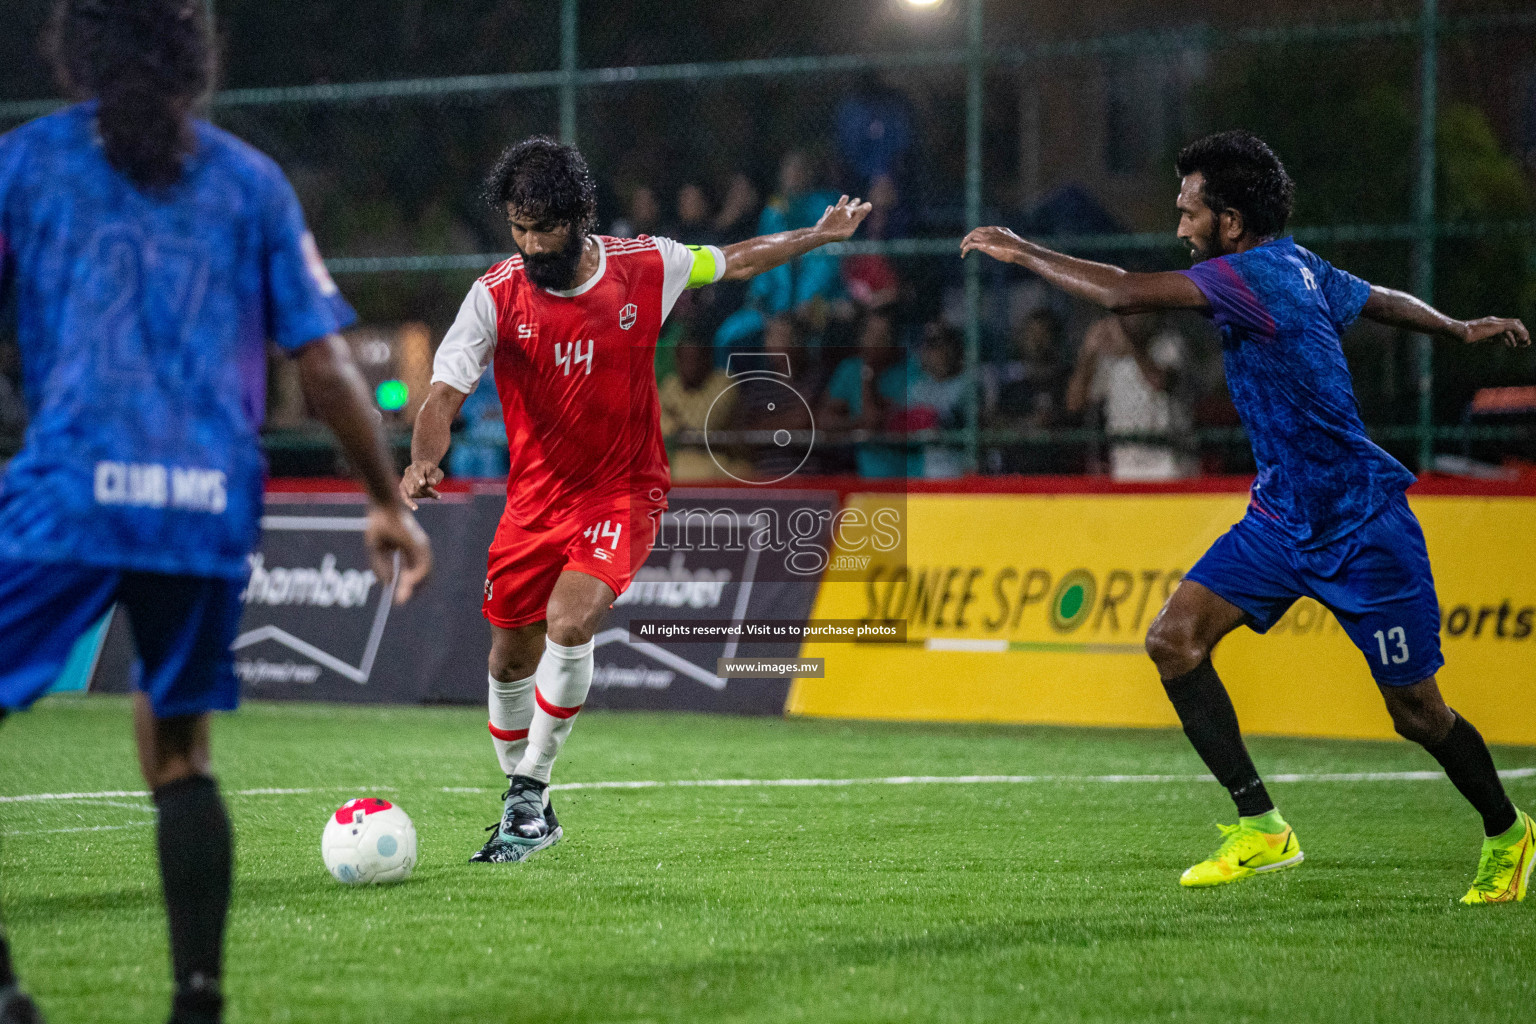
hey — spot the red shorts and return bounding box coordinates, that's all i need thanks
[482,495,664,629]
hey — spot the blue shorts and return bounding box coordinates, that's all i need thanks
[1185,493,1443,686]
[0,559,243,717]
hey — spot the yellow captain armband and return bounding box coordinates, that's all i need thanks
[685,244,724,288]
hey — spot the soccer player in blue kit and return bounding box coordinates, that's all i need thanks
[963,130,1532,902]
[0,2,431,1022]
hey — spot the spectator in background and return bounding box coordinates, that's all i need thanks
[841,174,904,311]
[656,183,743,383]
[671,183,721,247]
[701,172,763,362]
[610,183,661,238]
[862,172,909,242]
[1066,313,1194,481]
[734,316,827,480]
[835,77,915,189]
[821,309,918,478]
[987,307,1069,475]
[663,182,729,345]
[659,334,738,481]
[993,308,1066,431]
[712,173,760,242]
[760,151,849,322]
[907,321,979,479]
[716,151,848,352]
[448,364,509,478]
[842,252,898,313]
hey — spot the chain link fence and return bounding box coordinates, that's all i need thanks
[1,0,1533,480]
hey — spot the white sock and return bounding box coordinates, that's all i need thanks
[487,670,536,777]
[513,636,594,784]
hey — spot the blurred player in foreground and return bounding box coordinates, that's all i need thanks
[401,137,868,863]
[963,130,1531,903]
[0,3,431,1022]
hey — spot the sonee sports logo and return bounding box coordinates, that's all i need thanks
[619,303,638,330]
[1049,569,1096,632]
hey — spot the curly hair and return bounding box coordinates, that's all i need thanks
[48,0,215,189]
[1174,130,1295,239]
[483,136,598,234]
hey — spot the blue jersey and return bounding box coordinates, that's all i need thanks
[0,103,354,578]
[1179,237,1414,549]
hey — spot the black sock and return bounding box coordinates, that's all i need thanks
[1163,659,1274,818]
[1424,713,1517,837]
[153,775,231,1024]
[0,926,15,990]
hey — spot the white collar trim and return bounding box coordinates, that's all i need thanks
[542,236,605,297]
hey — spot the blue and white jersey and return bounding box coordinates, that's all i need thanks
[0,102,354,578]
[1179,237,1414,549]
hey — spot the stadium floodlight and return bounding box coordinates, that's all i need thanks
[901,0,944,6]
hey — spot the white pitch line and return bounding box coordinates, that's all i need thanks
[65,799,153,811]
[0,785,395,805]
[0,769,1532,807]
[2,821,156,838]
[0,789,147,804]
[520,766,1536,793]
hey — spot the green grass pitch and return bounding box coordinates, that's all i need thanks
[1,696,1533,1023]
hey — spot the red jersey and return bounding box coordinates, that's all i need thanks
[432,235,724,526]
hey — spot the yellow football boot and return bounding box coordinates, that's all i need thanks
[1180,820,1304,888]
[1460,809,1534,905]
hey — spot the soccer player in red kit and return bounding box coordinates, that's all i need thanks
[402,137,870,862]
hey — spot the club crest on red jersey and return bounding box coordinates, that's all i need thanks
[619,303,638,330]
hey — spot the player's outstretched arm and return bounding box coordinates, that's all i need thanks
[401,381,468,511]
[717,195,872,281]
[1362,285,1530,348]
[960,226,1208,314]
[297,334,433,602]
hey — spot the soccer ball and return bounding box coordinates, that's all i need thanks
[321,797,417,885]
